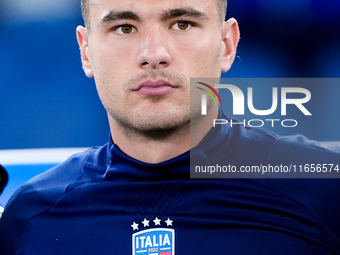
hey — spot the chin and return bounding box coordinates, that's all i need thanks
[134,112,190,131]
[112,109,190,139]
[132,118,190,140]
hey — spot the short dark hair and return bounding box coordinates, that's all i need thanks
[81,0,227,28]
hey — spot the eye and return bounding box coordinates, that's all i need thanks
[115,25,136,35]
[172,21,192,31]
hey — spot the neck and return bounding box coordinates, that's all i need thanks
[109,105,218,164]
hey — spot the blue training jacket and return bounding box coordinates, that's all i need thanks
[1,109,340,254]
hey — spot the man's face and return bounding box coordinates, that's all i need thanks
[77,0,237,133]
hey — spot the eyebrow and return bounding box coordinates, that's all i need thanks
[101,11,141,25]
[160,7,207,21]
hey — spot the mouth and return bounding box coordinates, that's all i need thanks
[134,79,177,97]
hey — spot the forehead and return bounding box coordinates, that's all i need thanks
[88,0,219,22]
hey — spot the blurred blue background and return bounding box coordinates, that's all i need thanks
[0,0,340,205]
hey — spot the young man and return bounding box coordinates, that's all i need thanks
[1,0,340,254]
[76,0,236,164]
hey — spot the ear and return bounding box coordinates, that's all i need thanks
[76,26,94,78]
[221,18,240,73]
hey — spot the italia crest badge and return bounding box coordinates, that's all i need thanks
[131,217,175,255]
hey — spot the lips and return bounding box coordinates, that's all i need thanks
[135,80,177,96]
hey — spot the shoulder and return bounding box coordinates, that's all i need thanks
[266,134,340,164]
[239,131,340,240]
[259,135,340,238]
[7,147,93,204]
[0,144,108,254]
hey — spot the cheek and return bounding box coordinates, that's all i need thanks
[90,47,134,97]
[175,35,222,77]
[89,49,127,101]
[90,37,134,76]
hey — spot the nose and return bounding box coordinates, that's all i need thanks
[137,27,171,69]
